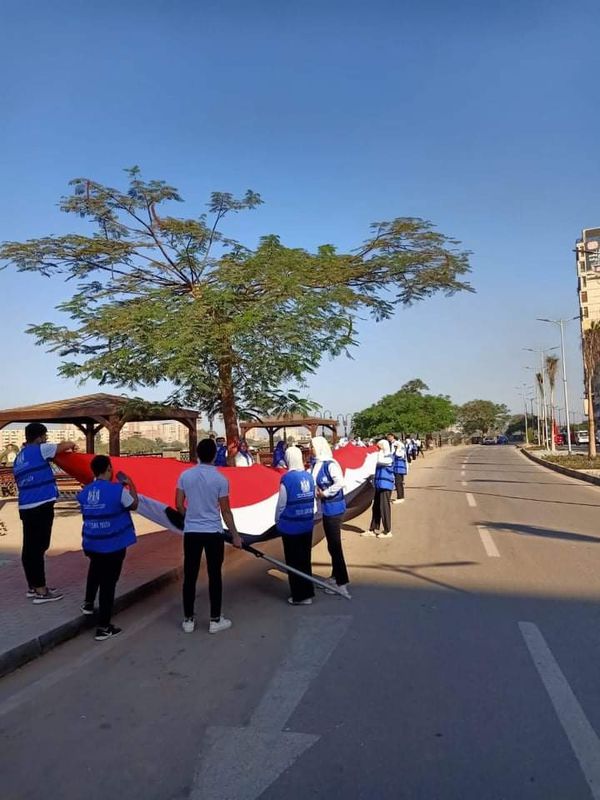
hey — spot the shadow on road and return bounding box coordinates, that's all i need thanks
[482,521,600,545]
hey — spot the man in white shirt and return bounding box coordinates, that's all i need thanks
[176,438,242,634]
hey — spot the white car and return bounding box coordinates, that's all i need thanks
[575,430,590,445]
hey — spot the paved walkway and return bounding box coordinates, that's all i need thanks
[0,499,182,676]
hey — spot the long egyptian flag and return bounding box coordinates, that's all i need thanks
[54,444,378,539]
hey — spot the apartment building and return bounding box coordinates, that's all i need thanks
[576,227,600,421]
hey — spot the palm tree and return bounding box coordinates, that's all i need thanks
[535,371,546,447]
[582,322,600,458]
[545,355,559,453]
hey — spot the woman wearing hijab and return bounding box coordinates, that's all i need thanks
[272,439,287,468]
[362,439,394,538]
[311,436,351,599]
[275,446,316,605]
[234,439,254,467]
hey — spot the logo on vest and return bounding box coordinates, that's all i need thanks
[87,488,101,505]
[300,479,311,493]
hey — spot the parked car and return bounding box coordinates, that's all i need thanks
[482,437,496,445]
[496,435,509,445]
[575,430,590,445]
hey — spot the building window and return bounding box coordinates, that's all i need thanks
[584,306,589,318]
[582,276,587,288]
[582,291,588,303]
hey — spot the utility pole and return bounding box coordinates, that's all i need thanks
[537,316,579,454]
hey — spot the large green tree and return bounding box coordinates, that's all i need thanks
[1,169,472,445]
[456,400,510,436]
[352,380,456,437]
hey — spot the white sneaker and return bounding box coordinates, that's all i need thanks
[376,532,393,539]
[287,597,313,605]
[324,583,352,599]
[209,616,232,634]
[182,617,195,633]
[361,530,377,537]
[393,499,405,504]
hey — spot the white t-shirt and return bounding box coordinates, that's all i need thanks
[234,452,254,467]
[19,443,58,510]
[176,464,229,533]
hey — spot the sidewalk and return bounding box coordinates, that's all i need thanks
[0,499,183,678]
[0,444,457,678]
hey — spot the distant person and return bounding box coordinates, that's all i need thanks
[214,436,228,467]
[414,437,424,458]
[13,422,76,603]
[362,439,394,538]
[234,439,254,467]
[311,436,351,599]
[272,439,287,469]
[77,456,138,641]
[275,446,316,605]
[391,435,407,504]
[176,438,242,634]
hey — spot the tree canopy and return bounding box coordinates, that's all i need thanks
[1,169,473,444]
[456,400,510,435]
[352,380,456,437]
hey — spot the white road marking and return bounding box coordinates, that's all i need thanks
[191,615,352,800]
[466,493,477,507]
[519,622,600,800]
[0,602,173,718]
[461,480,468,487]
[477,525,500,557]
[460,469,466,477]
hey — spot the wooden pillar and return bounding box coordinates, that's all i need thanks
[309,424,317,438]
[330,425,338,444]
[267,428,275,451]
[108,416,122,457]
[183,419,198,463]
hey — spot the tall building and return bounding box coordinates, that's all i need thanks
[576,228,600,423]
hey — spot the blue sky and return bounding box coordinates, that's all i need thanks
[1,0,597,425]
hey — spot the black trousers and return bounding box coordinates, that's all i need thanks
[85,548,126,627]
[394,473,405,500]
[20,501,55,589]
[281,531,315,601]
[323,514,349,586]
[370,489,392,534]
[183,533,225,619]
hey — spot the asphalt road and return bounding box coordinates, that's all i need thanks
[2,445,600,800]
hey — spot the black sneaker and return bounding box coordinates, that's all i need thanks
[80,602,95,616]
[94,624,122,642]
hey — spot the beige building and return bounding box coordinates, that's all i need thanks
[576,228,600,420]
[0,425,82,449]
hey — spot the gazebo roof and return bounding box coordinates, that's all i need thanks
[0,393,198,427]
[240,415,337,430]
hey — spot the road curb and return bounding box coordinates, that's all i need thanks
[0,565,182,679]
[518,447,600,487]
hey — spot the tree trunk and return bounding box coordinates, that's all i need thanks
[218,358,240,461]
[588,373,597,459]
[550,389,556,453]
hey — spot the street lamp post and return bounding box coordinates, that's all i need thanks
[524,346,559,450]
[536,317,579,454]
[515,384,529,444]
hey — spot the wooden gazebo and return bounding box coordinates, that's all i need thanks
[240,415,338,450]
[0,393,199,460]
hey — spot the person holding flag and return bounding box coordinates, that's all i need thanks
[362,438,394,538]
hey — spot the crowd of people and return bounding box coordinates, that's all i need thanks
[12,422,420,643]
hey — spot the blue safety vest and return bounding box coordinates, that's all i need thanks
[393,447,408,475]
[77,480,137,553]
[13,444,58,508]
[214,445,228,467]
[277,471,315,535]
[315,461,346,517]
[374,462,395,490]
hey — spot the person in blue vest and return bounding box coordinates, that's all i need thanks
[13,422,77,604]
[311,436,351,599]
[388,433,407,504]
[272,439,287,468]
[362,438,394,538]
[77,455,139,641]
[214,436,228,467]
[275,445,316,605]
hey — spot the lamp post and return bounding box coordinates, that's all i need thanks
[515,384,529,444]
[523,368,541,444]
[523,346,559,449]
[536,317,579,454]
[336,413,353,438]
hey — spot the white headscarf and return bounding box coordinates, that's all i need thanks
[311,436,333,461]
[285,445,305,471]
[378,439,392,455]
